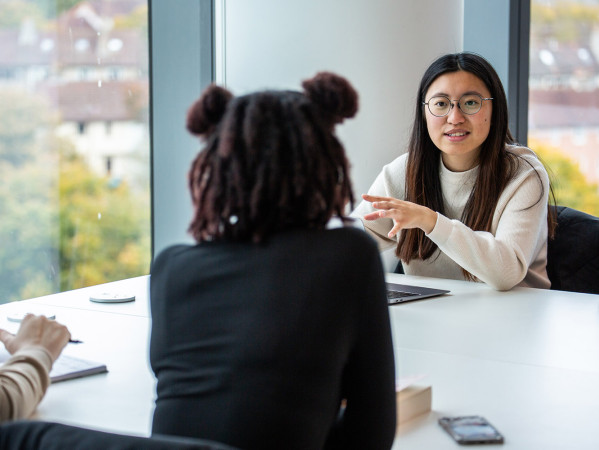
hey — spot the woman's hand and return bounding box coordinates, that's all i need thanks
[361,194,438,238]
[0,314,71,363]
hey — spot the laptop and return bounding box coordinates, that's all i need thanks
[386,282,449,305]
[345,217,450,304]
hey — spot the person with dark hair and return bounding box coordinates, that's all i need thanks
[353,52,555,291]
[149,72,396,450]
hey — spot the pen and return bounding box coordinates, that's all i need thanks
[68,339,84,344]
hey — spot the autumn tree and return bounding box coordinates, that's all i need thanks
[0,89,150,304]
[532,139,599,216]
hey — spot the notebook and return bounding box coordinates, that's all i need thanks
[0,349,107,383]
[386,282,449,304]
[49,354,108,383]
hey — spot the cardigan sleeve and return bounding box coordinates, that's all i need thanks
[351,154,408,251]
[0,347,53,422]
[427,159,550,290]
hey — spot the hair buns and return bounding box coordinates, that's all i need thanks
[301,72,358,124]
[186,84,233,136]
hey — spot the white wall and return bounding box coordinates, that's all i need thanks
[218,0,464,198]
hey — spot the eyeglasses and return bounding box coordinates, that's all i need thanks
[423,94,493,117]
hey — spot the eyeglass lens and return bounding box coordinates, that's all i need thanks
[427,94,484,116]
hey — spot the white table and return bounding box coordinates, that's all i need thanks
[387,273,599,449]
[1,274,598,449]
[0,276,155,436]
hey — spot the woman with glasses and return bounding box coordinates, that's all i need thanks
[353,52,554,290]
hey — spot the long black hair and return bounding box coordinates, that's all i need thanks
[397,52,554,277]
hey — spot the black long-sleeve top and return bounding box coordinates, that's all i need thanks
[150,227,396,450]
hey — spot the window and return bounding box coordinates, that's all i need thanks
[149,0,214,257]
[0,0,151,303]
[529,0,599,216]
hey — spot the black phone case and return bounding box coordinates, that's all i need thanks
[439,416,504,445]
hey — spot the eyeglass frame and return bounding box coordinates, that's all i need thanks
[422,94,494,117]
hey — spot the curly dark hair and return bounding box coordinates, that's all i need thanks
[186,72,358,243]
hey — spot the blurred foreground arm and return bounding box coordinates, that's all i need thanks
[0,315,70,421]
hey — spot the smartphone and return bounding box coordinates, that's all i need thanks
[439,415,504,445]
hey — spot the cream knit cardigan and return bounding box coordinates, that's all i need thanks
[353,145,550,290]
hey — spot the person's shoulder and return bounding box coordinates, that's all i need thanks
[382,152,409,174]
[504,144,550,196]
[507,144,549,177]
[152,244,196,270]
[325,223,380,253]
[369,152,409,195]
[507,144,545,169]
[155,243,196,258]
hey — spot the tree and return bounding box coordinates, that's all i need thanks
[531,139,599,216]
[0,89,52,166]
[0,154,60,302]
[0,90,150,304]
[30,0,81,19]
[113,3,148,32]
[57,147,150,293]
[531,1,599,44]
[0,1,44,28]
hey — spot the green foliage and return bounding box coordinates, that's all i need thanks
[113,4,148,31]
[0,1,44,28]
[0,155,60,301]
[0,88,52,166]
[29,0,81,18]
[531,1,599,43]
[57,147,151,292]
[0,91,150,304]
[531,139,599,217]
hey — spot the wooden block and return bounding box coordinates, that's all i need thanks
[397,385,432,425]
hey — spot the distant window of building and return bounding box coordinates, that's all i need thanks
[574,127,587,146]
[40,38,54,52]
[107,38,123,52]
[75,38,90,52]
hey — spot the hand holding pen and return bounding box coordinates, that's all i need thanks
[0,314,71,363]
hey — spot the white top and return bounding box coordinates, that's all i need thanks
[352,145,550,290]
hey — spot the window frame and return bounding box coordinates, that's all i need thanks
[149,0,215,259]
[148,0,537,261]
[463,0,530,145]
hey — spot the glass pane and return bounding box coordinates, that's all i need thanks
[529,0,599,216]
[0,0,150,304]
